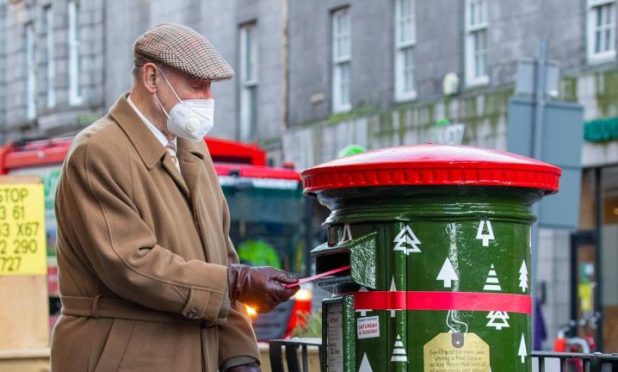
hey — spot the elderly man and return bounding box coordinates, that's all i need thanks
[51,23,298,372]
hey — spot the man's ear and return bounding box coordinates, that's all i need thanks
[142,63,158,93]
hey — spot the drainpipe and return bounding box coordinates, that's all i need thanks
[281,0,289,160]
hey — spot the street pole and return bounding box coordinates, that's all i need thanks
[530,39,547,349]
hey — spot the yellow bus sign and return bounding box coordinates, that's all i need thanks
[0,184,46,275]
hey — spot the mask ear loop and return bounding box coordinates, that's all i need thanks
[153,92,171,120]
[158,68,183,103]
[151,67,174,120]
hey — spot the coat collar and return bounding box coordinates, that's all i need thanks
[108,93,206,170]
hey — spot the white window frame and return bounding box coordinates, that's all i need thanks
[239,22,258,142]
[587,0,616,64]
[45,5,55,108]
[25,22,36,120]
[68,0,82,105]
[395,0,416,101]
[332,7,351,113]
[464,0,489,87]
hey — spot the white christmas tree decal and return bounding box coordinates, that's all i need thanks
[486,311,510,330]
[339,224,353,243]
[437,258,459,288]
[519,260,528,293]
[393,225,422,255]
[476,220,495,247]
[518,334,527,363]
[390,335,408,363]
[356,287,370,317]
[390,277,397,318]
[483,264,502,291]
[359,353,373,372]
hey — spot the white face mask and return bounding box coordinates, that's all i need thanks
[155,70,214,141]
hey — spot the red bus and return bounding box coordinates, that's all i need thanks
[0,136,313,340]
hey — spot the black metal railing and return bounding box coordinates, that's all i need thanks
[533,351,618,372]
[269,339,618,372]
[269,338,323,372]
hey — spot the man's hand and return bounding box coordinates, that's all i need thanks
[225,362,261,372]
[227,264,299,313]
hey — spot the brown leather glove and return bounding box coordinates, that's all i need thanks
[225,362,261,372]
[227,264,299,313]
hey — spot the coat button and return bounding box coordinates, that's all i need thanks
[187,309,198,318]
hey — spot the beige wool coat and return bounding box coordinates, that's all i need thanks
[50,94,259,372]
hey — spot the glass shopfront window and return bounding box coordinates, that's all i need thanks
[600,166,618,351]
[575,166,618,352]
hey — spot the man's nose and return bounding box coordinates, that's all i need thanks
[204,87,214,99]
[200,85,213,99]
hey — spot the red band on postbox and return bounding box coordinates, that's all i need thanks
[354,291,532,315]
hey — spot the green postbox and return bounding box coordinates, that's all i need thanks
[302,145,560,372]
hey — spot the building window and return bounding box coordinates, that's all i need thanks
[395,0,416,101]
[587,0,616,64]
[239,22,258,142]
[464,0,489,86]
[25,22,36,120]
[44,5,55,108]
[332,7,351,113]
[68,0,81,105]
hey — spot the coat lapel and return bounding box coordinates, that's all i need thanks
[108,93,166,170]
[177,137,208,199]
[109,93,191,199]
[177,138,215,262]
[162,155,190,197]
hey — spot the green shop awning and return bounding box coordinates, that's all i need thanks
[585,116,618,142]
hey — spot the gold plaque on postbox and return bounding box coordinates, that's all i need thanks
[423,332,490,372]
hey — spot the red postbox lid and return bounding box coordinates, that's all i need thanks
[301,145,561,193]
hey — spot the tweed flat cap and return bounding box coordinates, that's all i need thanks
[134,23,234,81]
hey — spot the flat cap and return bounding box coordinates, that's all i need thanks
[134,23,234,81]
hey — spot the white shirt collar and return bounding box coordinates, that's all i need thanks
[127,95,176,148]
